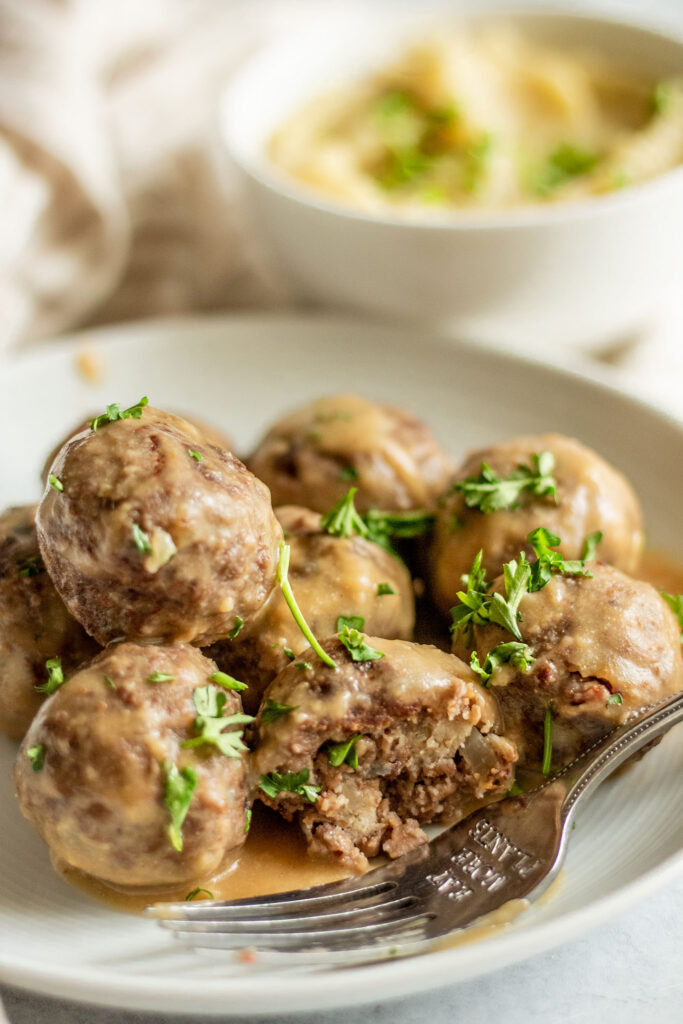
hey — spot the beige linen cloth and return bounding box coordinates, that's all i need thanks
[0,0,308,351]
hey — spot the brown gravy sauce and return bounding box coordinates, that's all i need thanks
[58,550,683,925]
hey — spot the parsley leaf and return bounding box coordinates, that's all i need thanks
[182,685,253,758]
[228,616,244,640]
[338,626,385,662]
[103,675,116,690]
[89,397,148,432]
[163,761,197,852]
[148,671,174,683]
[261,698,299,725]
[27,745,45,772]
[581,530,603,562]
[339,465,358,481]
[506,779,524,797]
[377,582,396,596]
[185,887,213,901]
[259,769,321,804]
[662,592,683,642]
[606,693,623,707]
[18,555,44,578]
[488,557,531,640]
[132,523,151,554]
[336,614,365,632]
[277,541,337,669]
[542,702,554,775]
[536,145,601,196]
[188,449,203,462]
[295,661,313,671]
[453,452,557,513]
[327,734,360,770]
[449,550,493,646]
[319,488,434,555]
[469,642,533,686]
[527,527,593,591]
[209,671,247,693]
[320,487,368,539]
[35,656,65,695]
[48,474,64,493]
[450,551,529,643]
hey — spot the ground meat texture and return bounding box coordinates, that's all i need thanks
[452,563,683,771]
[36,407,281,646]
[41,412,235,482]
[14,643,248,888]
[430,434,643,616]
[250,636,517,871]
[206,505,415,714]
[248,394,454,514]
[0,505,98,740]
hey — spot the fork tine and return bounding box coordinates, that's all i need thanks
[155,896,417,933]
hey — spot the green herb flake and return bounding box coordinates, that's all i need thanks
[336,614,365,632]
[228,616,244,640]
[536,144,601,195]
[35,656,65,695]
[505,780,524,797]
[18,555,44,578]
[48,474,64,493]
[188,449,203,462]
[462,132,493,194]
[132,523,151,554]
[363,508,435,554]
[277,541,337,669]
[327,734,360,770]
[27,745,45,772]
[185,887,213,901]
[163,761,197,852]
[209,670,247,692]
[261,698,299,725]
[650,80,672,116]
[581,531,603,562]
[295,661,313,671]
[89,397,148,432]
[453,451,557,513]
[339,465,358,482]
[320,487,369,540]
[182,685,253,758]
[469,641,534,686]
[377,582,396,596]
[244,807,252,834]
[606,693,623,707]
[662,592,683,642]
[282,647,295,661]
[259,769,321,804]
[338,626,385,663]
[542,702,554,776]
[148,671,175,683]
[103,675,116,690]
[527,527,593,592]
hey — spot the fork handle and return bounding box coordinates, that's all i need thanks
[559,689,683,822]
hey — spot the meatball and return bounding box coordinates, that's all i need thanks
[207,505,415,714]
[36,406,281,646]
[431,434,643,615]
[0,505,98,740]
[248,393,454,514]
[250,635,517,871]
[452,563,683,771]
[41,411,235,482]
[15,643,249,888]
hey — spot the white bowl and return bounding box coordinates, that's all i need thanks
[221,7,683,355]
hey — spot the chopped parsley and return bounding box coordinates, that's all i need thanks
[453,451,557,513]
[244,807,252,834]
[662,592,683,642]
[320,487,368,539]
[182,685,252,758]
[505,779,524,798]
[339,465,358,481]
[185,887,213,901]
[148,671,175,683]
[228,616,244,640]
[336,614,365,632]
[282,647,295,661]
[377,582,396,596]
[338,626,385,663]
[18,555,44,578]
[261,698,299,725]
[27,745,45,772]
[48,474,64,493]
[536,144,601,195]
[103,675,116,690]
[163,761,197,852]
[581,530,603,562]
[650,80,672,116]
[188,449,203,462]
[327,735,360,770]
[259,769,321,804]
[35,656,65,695]
[131,523,151,554]
[527,527,593,592]
[469,642,534,686]
[320,488,434,555]
[89,397,148,432]
[542,702,554,776]
[606,693,623,707]
[449,550,492,646]
[209,671,247,693]
[462,132,493,194]
[450,551,529,644]
[295,661,313,671]
[277,541,336,669]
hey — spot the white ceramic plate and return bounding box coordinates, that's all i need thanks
[0,314,682,1017]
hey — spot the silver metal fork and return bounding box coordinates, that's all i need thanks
[147,690,683,966]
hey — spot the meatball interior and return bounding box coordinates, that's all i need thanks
[207,505,415,714]
[0,505,98,740]
[251,636,517,871]
[431,433,643,615]
[248,393,454,514]
[453,563,683,770]
[37,406,282,646]
[15,643,249,889]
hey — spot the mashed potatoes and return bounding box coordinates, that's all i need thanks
[270,27,683,213]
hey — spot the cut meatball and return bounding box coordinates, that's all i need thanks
[14,643,249,889]
[36,406,281,646]
[250,636,517,871]
[430,434,643,615]
[0,505,98,740]
[248,393,454,513]
[206,505,415,714]
[452,563,683,770]
[41,411,235,482]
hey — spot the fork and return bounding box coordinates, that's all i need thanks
[148,690,683,966]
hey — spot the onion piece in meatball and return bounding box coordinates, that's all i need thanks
[452,562,683,771]
[250,635,517,872]
[15,643,250,889]
[36,403,282,646]
[0,505,98,740]
[431,433,643,615]
[248,393,454,514]
[207,505,415,714]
